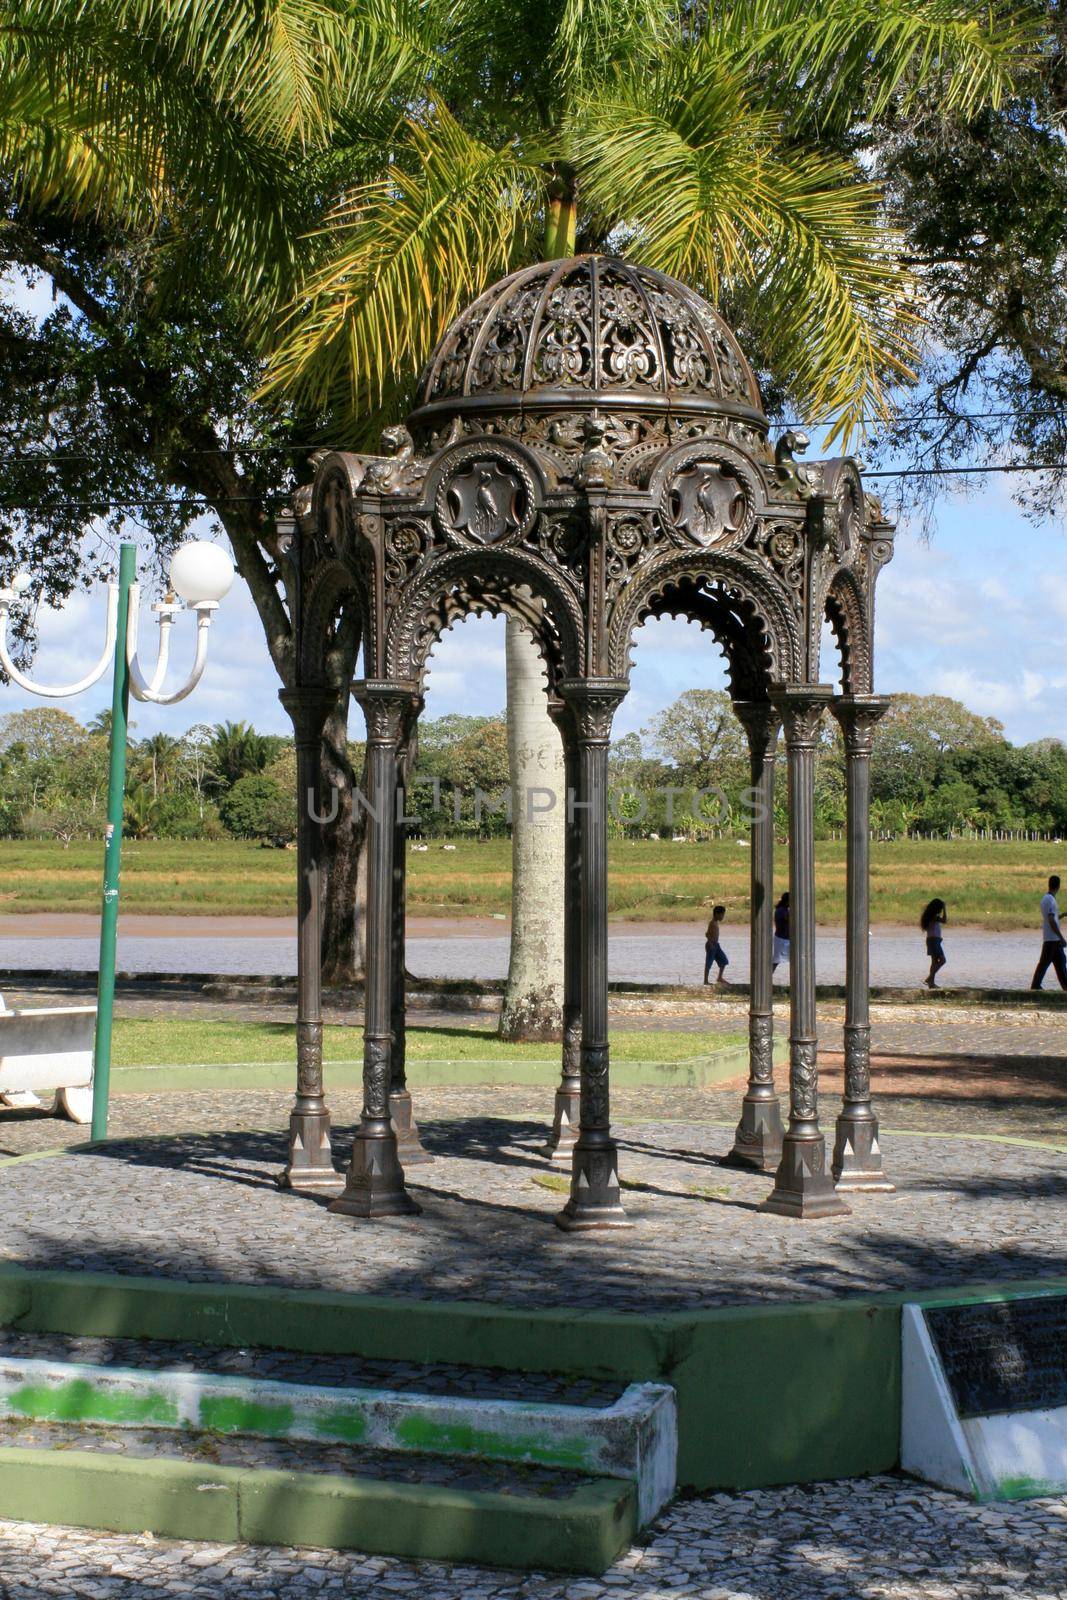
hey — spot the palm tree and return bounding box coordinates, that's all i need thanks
[210,721,272,790]
[255,0,1032,1030]
[499,620,566,1039]
[263,0,1033,441]
[140,732,182,800]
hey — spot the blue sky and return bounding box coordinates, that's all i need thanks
[4,272,1066,748]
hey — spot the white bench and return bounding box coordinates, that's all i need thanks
[0,1002,96,1123]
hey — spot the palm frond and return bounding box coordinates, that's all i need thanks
[732,0,1038,127]
[260,105,545,431]
[569,55,916,436]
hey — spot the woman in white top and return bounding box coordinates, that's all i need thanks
[920,898,948,989]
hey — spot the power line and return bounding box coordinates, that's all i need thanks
[0,494,289,512]
[864,461,1067,479]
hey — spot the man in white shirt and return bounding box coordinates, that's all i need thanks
[1031,874,1067,990]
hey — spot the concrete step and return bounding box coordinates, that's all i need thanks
[0,1418,635,1573]
[0,1338,676,1571]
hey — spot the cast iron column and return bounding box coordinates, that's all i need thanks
[727,700,783,1171]
[330,680,421,1219]
[278,686,341,1192]
[830,695,893,1191]
[556,678,631,1231]
[761,686,849,1219]
[389,712,432,1164]
[544,700,581,1161]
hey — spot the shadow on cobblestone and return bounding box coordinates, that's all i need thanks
[2,1116,1063,1312]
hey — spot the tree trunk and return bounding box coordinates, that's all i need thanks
[499,617,565,1040]
[318,612,368,985]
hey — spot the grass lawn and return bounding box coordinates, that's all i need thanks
[110,1020,743,1068]
[0,836,1063,928]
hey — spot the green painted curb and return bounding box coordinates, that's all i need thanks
[0,1446,636,1573]
[11,1264,1067,1493]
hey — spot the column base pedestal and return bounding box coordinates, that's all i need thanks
[543,1083,581,1163]
[724,1094,784,1172]
[328,1120,421,1219]
[389,1089,433,1165]
[277,1111,341,1193]
[760,1133,851,1219]
[832,1115,895,1192]
[555,1141,632,1232]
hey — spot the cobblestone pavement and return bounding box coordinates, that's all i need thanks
[1,1476,1066,1598]
[2,1112,1065,1310]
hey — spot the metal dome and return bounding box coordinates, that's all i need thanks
[408,255,767,435]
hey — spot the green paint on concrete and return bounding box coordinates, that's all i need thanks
[0,1446,635,1574]
[5,1264,1067,1495]
[198,1395,295,1436]
[312,1406,368,1444]
[990,1475,1066,1501]
[393,1412,596,1470]
[7,1379,178,1427]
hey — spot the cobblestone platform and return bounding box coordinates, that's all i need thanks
[2,1115,1064,1311]
[2,1475,1066,1598]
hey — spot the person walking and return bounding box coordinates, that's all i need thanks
[1031,875,1067,991]
[772,892,790,973]
[704,905,730,985]
[920,898,948,989]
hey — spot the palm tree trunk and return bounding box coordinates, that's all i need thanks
[498,189,577,1038]
[499,618,565,1040]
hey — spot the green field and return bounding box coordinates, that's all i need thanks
[0,837,1062,928]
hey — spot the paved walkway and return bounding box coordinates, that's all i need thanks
[2,1476,1066,1598]
[2,1106,1065,1309]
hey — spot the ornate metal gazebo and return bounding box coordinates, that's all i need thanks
[277,254,896,1228]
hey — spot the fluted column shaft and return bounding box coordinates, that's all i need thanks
[389,718,431,1164]
[761,686,849,1219]
[727,701,783,1170]
[556,678,631,1232]
[329,680,421,1219]
[278,686,341,1192]
[831,695,893,1191]
[545,702,582,1160]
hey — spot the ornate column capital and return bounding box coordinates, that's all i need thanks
[352,679,421,744]
[279,685,341,745]
[769,683,835,748]
[830,694,891,756]
[557,677,629,744]
[733,700,781,761]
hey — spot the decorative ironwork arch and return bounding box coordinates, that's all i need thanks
[385,546,584,695]
[609,548,801,687]
[824,566,871,696]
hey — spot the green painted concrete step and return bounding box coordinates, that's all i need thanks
[0,1353,677,1525]
[0,1421,636,1574]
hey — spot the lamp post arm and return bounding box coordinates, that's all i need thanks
[127,592,217,705]
[0,585,119,698]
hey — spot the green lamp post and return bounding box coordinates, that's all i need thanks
[0,538,234,1140]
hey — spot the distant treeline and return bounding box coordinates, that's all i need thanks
[2,690,1064,846]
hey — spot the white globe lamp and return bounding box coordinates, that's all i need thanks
[169,541,235,607]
